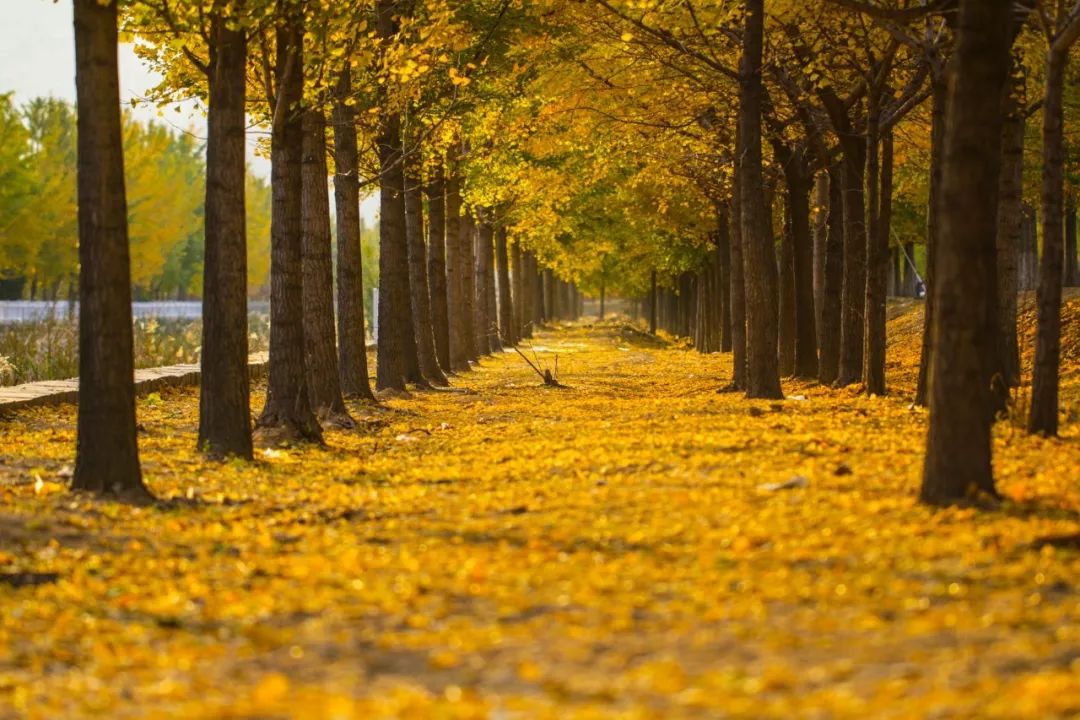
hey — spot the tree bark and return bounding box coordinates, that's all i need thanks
[780,148,818,379]
[199,7,252,459]
[426,160,451,371]
[902,242,917,296]
[837,136,867,387]
[71,0,146,498]
[460,210,478,361]
[882,133,895,300]
[256,4,321,442]
[864,119,891,395]
[375,109,411,392]
[474,218,492,354]
[916,73,948,406]
[512,240,526,335]
[648,270,658,334]
[1029,41,1074,436]
[496,226,514,346]
[333,69,375,401]
[729,192,747,389]
[544,268,555,324]
[818,164,844,385]
[779,197,796,376]
[1065,201,1078,286]
[813,172,828,348]
[739,0,781,399]
[302,108,352,424]
[444,166,470,371]
[996,61,1025,388]
[718,210,733,353]
[483,223,502,351]
[525,252,541,333]
[404,143,447,386]
[1020,204,1039,289]
[922,0,1010,504]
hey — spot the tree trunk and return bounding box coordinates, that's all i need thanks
[996,62,1025,387]
[1029,44,1072,436]
[526,252,541,333]
[739,1,781,399]
[922,0,1010,504]
[256,5,321,442]
[483,223,502,351]
[1020,204,1039,289]
[1065,201,1078,286]
[818,164,844,384]
[426,160,451,371]
[474,218,492,354]
[729,192,747,389]
[301,108,352,424]
[544,268,555,324]
[648,270,658,334]
[783,150,818,379]
[333,69,375,401]
[718,210,733,353]
[678,272,693,337]
[778,196,796,376]
[496,226,514,346]
[199,8,252,460]
[864,121,891,395]
[881,131,895,296]
[460,210,478,361]
[444,166,469,371]
[375,110,411,392]
[404,143,447,386]
[902,242,918,296]
[813,172,828,347]
[512,240,525,337]
[916,73,948,406]
[71,0,146,498]
[837,135,867,387]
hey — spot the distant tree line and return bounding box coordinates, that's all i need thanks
[0,93,274,301]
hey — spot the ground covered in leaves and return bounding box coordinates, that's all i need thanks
[2,303,1079,719]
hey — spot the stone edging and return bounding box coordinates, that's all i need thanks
[0,352,270,413]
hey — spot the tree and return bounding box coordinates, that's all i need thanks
[256,0,322,442]
[301,106,353,424]
[199,2,253,459]
[739,0,782,400]
[404,141,448,386]
[444,161,471,372]
[333,68,376,401]
[921,0,1012,505]
[426,158,452,371]
[496,226,515,346]
[71,0,147,499]
[1029,2,1080,437]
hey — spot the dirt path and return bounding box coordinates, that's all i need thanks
[1,323,1078,718]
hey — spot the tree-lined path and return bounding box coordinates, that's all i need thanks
[2,311,1079,718]
[5,0,1080,716]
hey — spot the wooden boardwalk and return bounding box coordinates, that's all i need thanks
[0,352,269,412]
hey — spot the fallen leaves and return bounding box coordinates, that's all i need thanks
[0,310,1078,718]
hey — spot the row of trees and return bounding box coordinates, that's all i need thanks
[64,0,1080,508]
[499,0,1080,503]
[0,95,273,300]
[69,0,588,498]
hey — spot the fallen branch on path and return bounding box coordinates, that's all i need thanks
[513,345,568,388]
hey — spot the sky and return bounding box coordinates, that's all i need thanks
[0,1,379,219]
[2,3,223,147]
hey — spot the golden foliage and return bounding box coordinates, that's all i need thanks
[1,310,1078,718]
